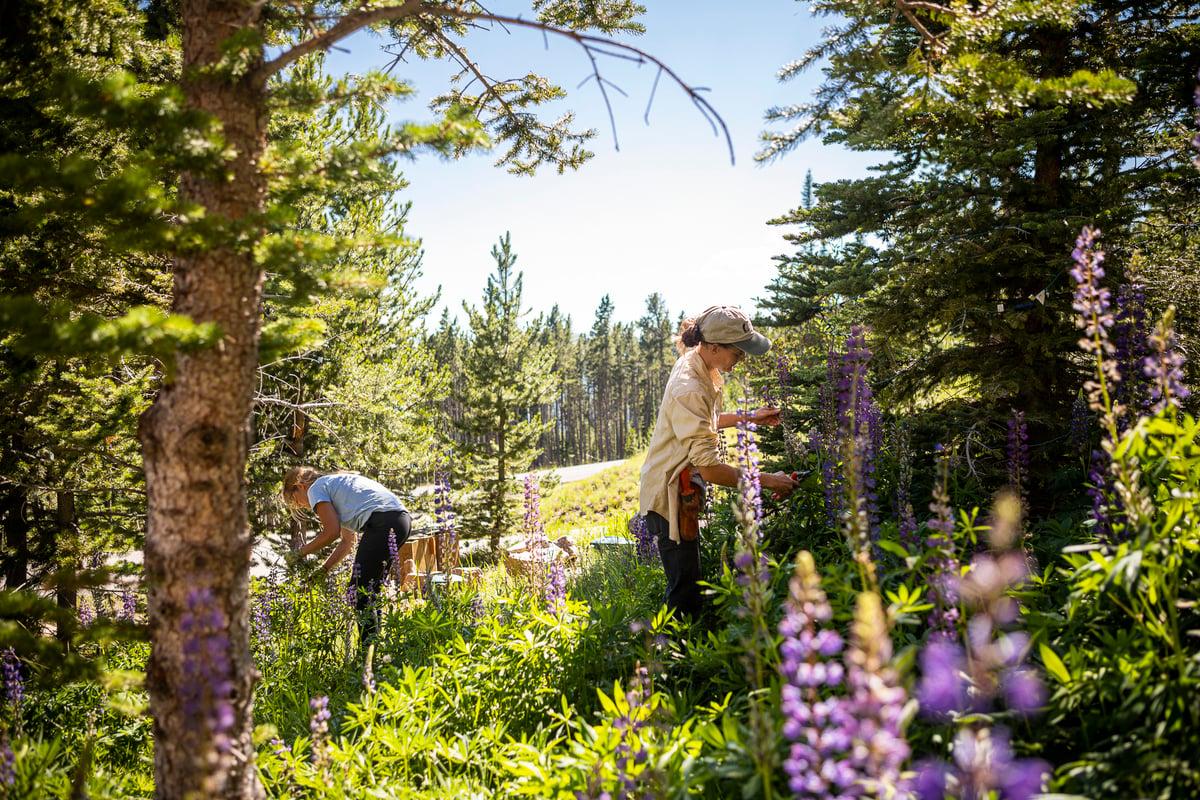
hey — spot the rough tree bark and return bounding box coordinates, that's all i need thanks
[136,0,268,796]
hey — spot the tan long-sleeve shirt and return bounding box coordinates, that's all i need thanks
[639,348,725,543]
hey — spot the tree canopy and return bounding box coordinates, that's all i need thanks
[759,0,1200,454]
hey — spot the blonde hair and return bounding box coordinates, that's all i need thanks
[281,466,326,507]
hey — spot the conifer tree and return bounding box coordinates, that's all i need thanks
[0,0,181,621]
[637,293,676,433]
[588,295,617,459]
[454,234,558,551]
[760,0,1200,453]
[534,306,581,465]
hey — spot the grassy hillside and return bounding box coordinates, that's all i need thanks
[539,453,643,534]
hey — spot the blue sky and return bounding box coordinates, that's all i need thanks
[326,1,877,330]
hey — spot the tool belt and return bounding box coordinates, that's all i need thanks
[678,467,708,542]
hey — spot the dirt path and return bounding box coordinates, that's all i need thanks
[516,458,628,484]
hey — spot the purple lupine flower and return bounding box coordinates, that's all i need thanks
[387,528,401,586]
[845,591,911,796]
[733,407,772,625]
[78,594,96,628]
[434,467,458,573]
[343,562,361,610]
[1144,305,1189,414]
[631,514,658,566]
[1193,68,1200,167]
[733,405,779,794]
[0,729,12,789]
[915,640,968,718]
[118,588,137,622]
[778,551,855,799]
[735,407,764,528]
[837,326,881,555]
[2,648,22,726]
[250,592,271,655]
[1071,227,1120,426]
[1001,667,1047,716]
[544,562,567,613]
[86,549,106,571]
[179,587,235,757]
[524,473,546,550]
[776,353,792,403]
[268,735,295,790]
[309,694,331,770]
[467,594,486,623]
[916,727,1050,800]
[914,497,1051,799]
[523,474,565,611]
[925,447,962,643]
[608,663,663,798]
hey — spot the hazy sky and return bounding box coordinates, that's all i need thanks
[326,1,877,330]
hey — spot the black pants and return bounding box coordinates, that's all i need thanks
[647,511,703,620]
[353,509,411,644]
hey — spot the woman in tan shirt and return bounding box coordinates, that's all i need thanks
[639,306,797,620]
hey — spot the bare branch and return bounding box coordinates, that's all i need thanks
[257,3,735,163]
[258,0,426,80]
[255,396,346,411]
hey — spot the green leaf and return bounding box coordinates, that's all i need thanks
[1039,642,1073,685]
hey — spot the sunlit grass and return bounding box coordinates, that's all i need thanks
[539,453,643,534]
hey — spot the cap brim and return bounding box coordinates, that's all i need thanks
[732,332,771,356]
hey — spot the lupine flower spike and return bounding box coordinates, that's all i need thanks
[733,404,775,796]
[778,551,853,799]
[2,648,22,729]
[434,464,458,574]
[914,493,1052,800]
[837,326,881,583]
[179,587,236,793]
[309,695,331,773]
[1006,408,1029,530]
[0,729,13,790]
[925,447,961,643]
[845,591,911,797]
[1144,305,1189,415]
[1071,226,1157,540]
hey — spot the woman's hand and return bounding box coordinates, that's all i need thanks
[761,470,797,496]
[752,407,784,426]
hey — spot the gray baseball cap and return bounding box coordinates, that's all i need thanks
[696,306,771,356]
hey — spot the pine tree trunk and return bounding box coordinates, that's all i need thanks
[137,1,267,797]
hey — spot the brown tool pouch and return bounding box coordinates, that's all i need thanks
[678,467,708,541]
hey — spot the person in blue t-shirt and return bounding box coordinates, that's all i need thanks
[282,466,411,643]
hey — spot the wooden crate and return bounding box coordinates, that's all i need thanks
[397,533,437,574]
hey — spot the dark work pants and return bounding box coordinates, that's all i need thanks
[647,511,703,620]
[353,509,411,645]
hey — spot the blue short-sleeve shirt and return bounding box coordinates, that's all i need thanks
[307,473,406,532]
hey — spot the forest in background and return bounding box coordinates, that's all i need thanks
[2,0,1200,797]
